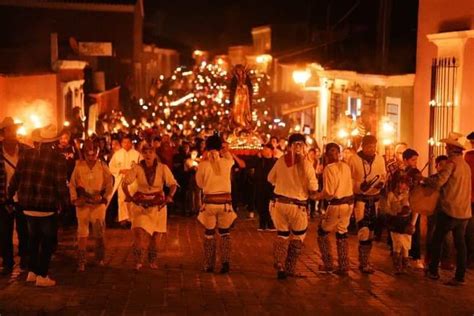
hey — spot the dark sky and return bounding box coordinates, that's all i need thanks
[144,0,418,53]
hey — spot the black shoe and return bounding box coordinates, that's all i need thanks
[444,278,465,286]
[1,267,13,276]
[425,270,440,280]
[19,257,28,271]
[220,262,230,274]
[277,270,287,280]
[333,269,349,277]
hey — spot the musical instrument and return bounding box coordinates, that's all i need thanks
[409,184,439,216]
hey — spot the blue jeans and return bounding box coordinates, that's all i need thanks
[429,211,468,281]
[26,214,58,277]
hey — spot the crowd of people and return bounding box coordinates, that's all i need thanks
[0,114,473,288]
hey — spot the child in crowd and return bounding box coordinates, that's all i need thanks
[386,175,415,274]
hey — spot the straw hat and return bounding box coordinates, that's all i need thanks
[31,124,61,143]
[440,132,466,150]
[0,117,22,130]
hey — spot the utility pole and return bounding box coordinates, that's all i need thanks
[377,0,392,73]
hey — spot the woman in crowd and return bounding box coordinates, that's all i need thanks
[122,143,177,270]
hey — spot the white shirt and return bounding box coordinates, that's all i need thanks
[3,145,19,202]
[267,156,318,201]
[386,190,410,216]
[322,161,353,200]
[348,153,386,196]
[124,161,177,193]
[69,160,113,201]
[196,154,234,194]
[109,148,141,177]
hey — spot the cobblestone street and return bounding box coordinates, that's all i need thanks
[1,214,474,315]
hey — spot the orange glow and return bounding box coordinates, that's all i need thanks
[10,99,54,138]
[292,70,311,85]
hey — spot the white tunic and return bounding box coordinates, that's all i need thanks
[322,161,353,200]
[195,153,234,194]
[348,153,386,196]
[108,148,141,221]
[267,156,318,201]
[69,160,113,201]
[124,161,177,235]
[195,153,237,230]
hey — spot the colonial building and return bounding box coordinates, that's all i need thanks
[0,0,179,133]
[276,63,414,148]
[245,20,416,149]
[414,0,474,173]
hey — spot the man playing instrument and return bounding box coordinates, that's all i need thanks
[348,135,386,274]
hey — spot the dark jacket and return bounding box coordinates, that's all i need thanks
[8,144,69,212]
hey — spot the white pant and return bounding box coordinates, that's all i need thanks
[197,203,237,230]
[269,201,308,240]
[390,232,412,257]
[320,204,353,234]
[76,204,106,238]
[117,187,131,222]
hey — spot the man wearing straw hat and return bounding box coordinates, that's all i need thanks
[8,124,69,287]
[0,117,30,275]
[464,131,474,269]
[426,132,472,286]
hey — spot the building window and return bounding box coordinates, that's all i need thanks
[386,97,401,141]
[346,97,361,119]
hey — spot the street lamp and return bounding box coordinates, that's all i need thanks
[292,70,311,86]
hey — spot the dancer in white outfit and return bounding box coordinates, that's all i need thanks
[196,133,237,274]
[122,143,177,270]
[267,133,318,279]
[70,140,113,271]
[314,143,354,276]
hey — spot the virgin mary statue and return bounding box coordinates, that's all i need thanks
[229,64,253,128]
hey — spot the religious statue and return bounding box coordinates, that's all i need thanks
[229,64,253,128]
